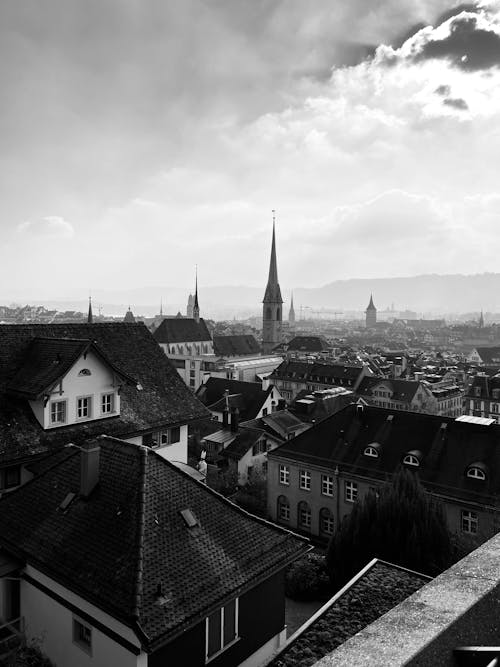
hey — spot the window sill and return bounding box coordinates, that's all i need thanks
[206,636,240,664]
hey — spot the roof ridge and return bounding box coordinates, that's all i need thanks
[133,445,148,622]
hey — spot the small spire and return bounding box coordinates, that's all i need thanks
[87,295,93,324]
[193,265,200,322]
[160,298,163,317]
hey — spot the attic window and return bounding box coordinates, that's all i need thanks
[59,492,76,511]
[364,446,379,458]
[467,465,486,481]
[403,453,420,467]
[180,508,198,528]
[78,369,91,376]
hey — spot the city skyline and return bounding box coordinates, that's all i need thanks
[2,1,500,293]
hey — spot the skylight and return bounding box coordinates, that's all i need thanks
[180,508,198,528]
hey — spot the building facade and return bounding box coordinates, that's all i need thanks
[365,295,377,328]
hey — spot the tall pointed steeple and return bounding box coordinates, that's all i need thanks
[87,296,93,324]
[289,292,296,327]
[262,211,283,353]
[365,294,377,328]
[479,309,484,328]
[193,266,200,323]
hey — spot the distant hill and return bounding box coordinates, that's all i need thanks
[3,273,500,318]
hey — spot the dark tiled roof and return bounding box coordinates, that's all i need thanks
[222,428,264,459]
[7,337,134,400]
[196,378,274,421]
[357,377,422,403]
[153,318,212,344]
[269,404,500,505]
[0,437,308,649]
[213,334,261,357]
[270,360,364,385]
[0,324,209,464]
[466,374,500,398]
[268,560,429,667]
[285,336,330,353]
[473,347,500,365]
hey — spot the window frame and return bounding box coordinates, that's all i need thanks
[321,474,334,497]
[461,509,478,534]
[73,617,92,655]
[403,454,420,467]
[101,392,115,415]
[467,466,486,481]
[344,480,358,503]
[76,395,92,421]
[297,501,312,530]
[299,469,311,491]
[277,495,290,523]
[205,598,239,663]
[364,446,379,458]
[279,464,290,486]
[319,507,335,536]
[50,399,67,425]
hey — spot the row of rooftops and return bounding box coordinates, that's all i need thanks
[268,404,500,504]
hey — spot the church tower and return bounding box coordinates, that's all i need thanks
[365,294,377,328]
[262,213,283,353]
[289,292,296,330]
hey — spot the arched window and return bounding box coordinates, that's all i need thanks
[467,465,486,481]
[319,508,334,537]
[78,369,91,377]
[277,495,290,523]
[364,445,379,458]
[266,307,272,320]
[276,307,281,321]
[297,501,311,531]
[403,451,421,467]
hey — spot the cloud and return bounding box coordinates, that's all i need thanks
[443,96,469,108]
[18,216,75,239]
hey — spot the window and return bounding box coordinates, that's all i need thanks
[101,393,115,414]
[321,474,334,497]
[492,403,499,413]
[364,446,379,458]
[277,495,290,523]
[297,501,311,530]
[319,508,334,536]
[403,454,420,467]
[73,618,92,654]
[77,396,92,419]
[279,464,290,485]
[474,387,481,397]
[461,509,478,534]
[50,400,66,425]
[345,480,358,503]
[299,470,311,491]
[262,407,268,417]
[252,439,267,456]
[151,427,181,448]
[467,466,486,481]
[206,599,238,662]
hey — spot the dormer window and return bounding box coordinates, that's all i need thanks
[403,453,420,467]
[78,369,92,376]
[364,445,379,458]
[466,465,486,481]
[50,400,67,425]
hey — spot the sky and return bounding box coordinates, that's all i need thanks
[2,0,500,297]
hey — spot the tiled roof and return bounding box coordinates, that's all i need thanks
[196,378,274,421]
[473,346,500,365]
[270,360,364,384]
[7,337,134,400]
[222,428,264,459]
[153,318,212,344]
[269,404,500,505]
[0,324,209,464]
[268,560,429,667]
[356,377,422,403]
[0,437,308,649]
[466,374,500,398]
[284,336,330,353]
[213,335,261,357]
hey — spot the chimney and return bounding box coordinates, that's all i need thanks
[230,407,239,433]
[222,389,230,428]
[80,441,100,498]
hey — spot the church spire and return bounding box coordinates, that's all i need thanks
[289,292,296,327]
[263,211,283,304]
[193,266,200,323]
[87,296,93,324]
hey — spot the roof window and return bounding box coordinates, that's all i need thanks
[364,445,379,458]
[180,508,198,528]
[466,464,486,481]
[403,452,421,467]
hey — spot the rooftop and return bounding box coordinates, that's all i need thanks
[153,317,212,344]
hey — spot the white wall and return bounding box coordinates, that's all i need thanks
[30,350,122,430]
[153,424,188,464]
[22,567,147,667]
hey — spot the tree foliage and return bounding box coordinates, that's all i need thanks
[327,467,452,589]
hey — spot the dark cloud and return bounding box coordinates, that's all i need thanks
[443,96,469,109]
[435,3,479,24]
[418,16,500,70]
[435,84,452,95]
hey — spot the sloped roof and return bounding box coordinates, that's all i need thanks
[196,378,274,421]
[153,318,212,344]
[7,337,134,400]
[473,346,500,365]
[357,377,422,403]
[212,334,261,357]
[223,428,264,459]
[285,336,330,353]
[268,559,429,667]
[270,360,364,385]
[467,374,500,398]
[0,437,308,650]
[0,323,209,464]
[269,404,500,505]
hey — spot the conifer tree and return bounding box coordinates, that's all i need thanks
[326,467,451,589]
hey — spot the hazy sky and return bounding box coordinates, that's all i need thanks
[2,0,500,296]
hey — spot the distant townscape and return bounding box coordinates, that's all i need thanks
[0,222,499,666]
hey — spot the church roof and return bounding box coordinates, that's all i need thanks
[153,318,212,344]
[366,294,376,311]
[123,309,136,323]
